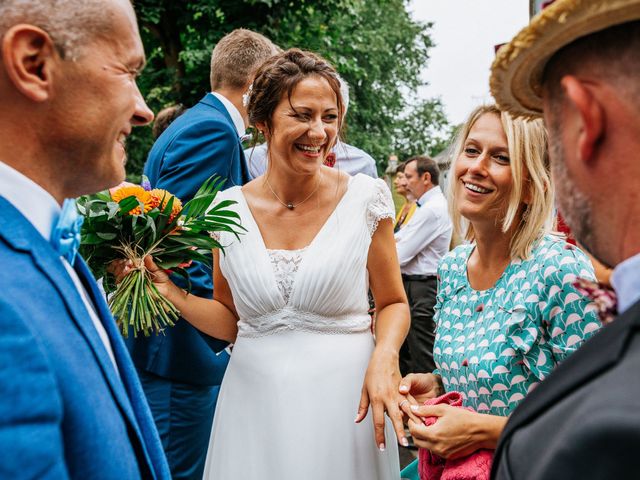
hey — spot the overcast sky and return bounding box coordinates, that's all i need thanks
[408,1,529,125]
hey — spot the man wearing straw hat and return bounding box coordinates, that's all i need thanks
[489,0,640,478]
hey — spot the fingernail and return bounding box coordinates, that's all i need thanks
[401,437,409,447]
[354,415,359,423]
[410,405,419,412]
[379,443,386,452]
[399,385,408,392]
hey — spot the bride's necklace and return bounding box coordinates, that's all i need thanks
[265,174,322,210]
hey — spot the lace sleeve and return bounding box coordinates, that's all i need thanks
[366,178,395,236]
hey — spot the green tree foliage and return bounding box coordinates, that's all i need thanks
[128,0,450,178]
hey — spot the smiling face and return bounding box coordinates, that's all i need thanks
[260,75,339,176]
[50,0,153,196]
[454,112,515,224]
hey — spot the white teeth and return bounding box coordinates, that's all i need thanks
[297,144,321,153]
[465,182,491,194]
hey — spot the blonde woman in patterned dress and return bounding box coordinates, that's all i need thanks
[398,105,601,459]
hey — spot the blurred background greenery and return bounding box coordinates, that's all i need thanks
[129,0,453,180]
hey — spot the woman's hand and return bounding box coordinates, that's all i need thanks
[355,348,408,450]
[108,256,181,301]
[398,373,444,404]
[400,403,507,459]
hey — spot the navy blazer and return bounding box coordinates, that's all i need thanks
[492,300,640,479]
[0,198,170,479]
[128,93,250,386]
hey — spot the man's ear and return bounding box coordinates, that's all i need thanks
[422,171,431,186]
[560,75,604,165]
[2,24,57,102]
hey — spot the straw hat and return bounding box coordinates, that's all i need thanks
[490,0,640,118]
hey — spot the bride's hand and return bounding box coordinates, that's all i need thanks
[108,256,177,299]
[355,348,408,450]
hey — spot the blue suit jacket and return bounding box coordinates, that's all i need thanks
[0,198,170,479]
[129,93,250,386]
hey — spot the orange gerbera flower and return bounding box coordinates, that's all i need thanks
[150,189,183,221]
[111,185,155,215]
[108,181,136,197]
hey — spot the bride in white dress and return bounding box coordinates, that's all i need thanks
[142,49,410,479]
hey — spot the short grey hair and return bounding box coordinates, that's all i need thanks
[0,0,117,60]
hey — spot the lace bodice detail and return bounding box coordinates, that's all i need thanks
[215,174,395,337]
[267,247,307,304]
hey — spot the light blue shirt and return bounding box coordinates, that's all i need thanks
[394,186,452,275]
[611,252,640,314]
[244,141,378,179]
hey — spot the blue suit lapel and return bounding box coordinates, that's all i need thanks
[30,247,138,416]
[73,258,166,476]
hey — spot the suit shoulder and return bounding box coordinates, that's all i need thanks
[160,108,236,146]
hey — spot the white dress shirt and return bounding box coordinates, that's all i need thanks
[611,252,640,315]
[0,161,119,372]
[211,91,245,137]
[244,141,378,179]
[395,186,452,275]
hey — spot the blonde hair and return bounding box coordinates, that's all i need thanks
[209,29,278,90]
[448,104,554,260]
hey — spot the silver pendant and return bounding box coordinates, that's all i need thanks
[286,203,294,210]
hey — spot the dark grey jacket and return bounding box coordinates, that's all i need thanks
[492,300,640,479]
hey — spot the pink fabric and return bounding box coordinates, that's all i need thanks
[417,392,493,480]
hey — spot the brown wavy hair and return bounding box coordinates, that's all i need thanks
[247,48,345,139]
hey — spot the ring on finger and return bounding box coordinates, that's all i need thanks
[399,400,408,408]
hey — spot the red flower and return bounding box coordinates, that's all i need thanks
[572,277,617,324]
[323,152,336,168]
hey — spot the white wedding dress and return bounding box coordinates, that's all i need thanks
[203,174,400,480]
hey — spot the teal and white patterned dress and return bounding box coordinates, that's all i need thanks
[433,235,601,417]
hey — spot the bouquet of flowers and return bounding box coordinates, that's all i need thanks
[78,176,244,338]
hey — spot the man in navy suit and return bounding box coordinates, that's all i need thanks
[490,1,640,477]
[131,29,278,479]
[0,0,169,478]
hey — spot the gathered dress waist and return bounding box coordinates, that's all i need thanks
[237,307,372,338]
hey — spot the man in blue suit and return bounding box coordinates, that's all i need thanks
[0,0,169,478]
[131,29,278,479]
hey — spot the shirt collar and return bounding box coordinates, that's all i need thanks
[611,252,640,315]
[417,185,442,206]
[0,161,61,242]
[211,92,245,137]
